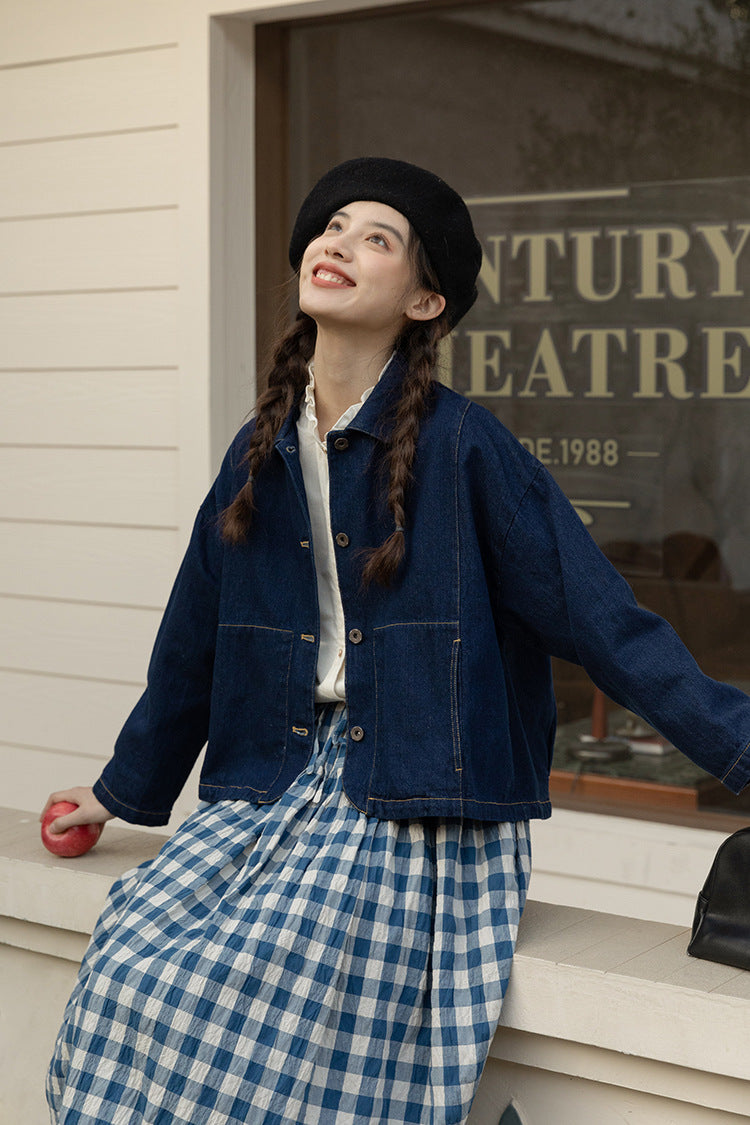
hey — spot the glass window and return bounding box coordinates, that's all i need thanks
[280,0,750,816]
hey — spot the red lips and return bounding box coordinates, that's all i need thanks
[312,262,355,287]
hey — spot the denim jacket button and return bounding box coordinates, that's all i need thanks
[333,437,349,451]
[348,628,363,644]
[350,726,365,741]
[335,532,350,548]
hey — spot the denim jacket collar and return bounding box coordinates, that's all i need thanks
[274,352,409,453]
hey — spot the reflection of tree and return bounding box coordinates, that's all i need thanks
[517,2,750,190]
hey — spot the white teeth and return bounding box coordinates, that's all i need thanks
[315,269,350,285]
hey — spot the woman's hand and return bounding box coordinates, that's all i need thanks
[40,787,115,833]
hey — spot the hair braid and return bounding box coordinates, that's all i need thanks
[220,312,316,544]
[360,316,445,587]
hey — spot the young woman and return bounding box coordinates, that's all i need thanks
[43,157,750,1124]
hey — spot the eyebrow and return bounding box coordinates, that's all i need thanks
[331,210,407,248]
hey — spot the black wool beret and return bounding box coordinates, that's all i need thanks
[288,157,482,329]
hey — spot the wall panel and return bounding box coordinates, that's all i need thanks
[0,448,179,526]
[0,3,188,812]
[0,0,178,67]
[0,47,178,144]
[0,671,142,759]
[0,129,178,218]
[0,371,179,446]
[0,524,179,606]
[0,290,178,369]
[1,596,162,683]
[0,211,178,294]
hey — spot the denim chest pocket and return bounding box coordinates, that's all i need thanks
[206,623,294,793]
[369,621,463,801]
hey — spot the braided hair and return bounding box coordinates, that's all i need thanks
[220,236,449,586]
[220,313,316,543]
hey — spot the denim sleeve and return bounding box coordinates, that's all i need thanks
[93,440,242,824]
[498,465,750,794]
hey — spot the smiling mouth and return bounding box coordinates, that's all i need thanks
[313,267,354,286]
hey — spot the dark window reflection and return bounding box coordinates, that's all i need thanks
[288,0,750,809]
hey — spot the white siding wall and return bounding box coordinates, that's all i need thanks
[0,1,196,828]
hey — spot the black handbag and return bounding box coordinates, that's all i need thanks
[687,825,750,971]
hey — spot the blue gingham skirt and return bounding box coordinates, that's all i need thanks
[48,704,531,1124]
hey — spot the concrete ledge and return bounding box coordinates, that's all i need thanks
[499,898,750,1083]
[490,1028,750,1120]
[2,806,750,1124]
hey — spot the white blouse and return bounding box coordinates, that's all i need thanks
[296,362,387,702]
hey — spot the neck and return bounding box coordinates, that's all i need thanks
[311,327,396,438]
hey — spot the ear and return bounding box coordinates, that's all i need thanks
[405,289,446,323]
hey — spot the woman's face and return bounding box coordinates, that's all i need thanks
[298,200,443,339]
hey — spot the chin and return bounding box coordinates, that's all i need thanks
[298,290,341,323]
[300,300,355,330]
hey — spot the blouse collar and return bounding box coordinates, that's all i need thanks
[302,354,395,436]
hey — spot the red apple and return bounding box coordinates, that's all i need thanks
[41,801,103,858]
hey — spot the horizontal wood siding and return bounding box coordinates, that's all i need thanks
[0,291,178,368]
[0,210,179,293]
[0,0,178,67]
[0,7,185,825]
[1,598,163,683]
[0,672,143,759]
[0,449,179,525]
[0,130,178,217]
[0,288,178,366]
[0,371,179,446]
[0,47,178,142]
[0,525,179,605]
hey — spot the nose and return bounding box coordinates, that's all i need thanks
[323,229,352,260]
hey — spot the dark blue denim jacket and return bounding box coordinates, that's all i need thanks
[94,356,750,825]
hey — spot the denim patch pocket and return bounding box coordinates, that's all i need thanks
[370,620,463,801]
[206,623,294,793]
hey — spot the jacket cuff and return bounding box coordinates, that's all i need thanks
[721,738,750,795]
[93,777,172,827]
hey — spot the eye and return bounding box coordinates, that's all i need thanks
[325,218,343,233]
[367,232,389,248]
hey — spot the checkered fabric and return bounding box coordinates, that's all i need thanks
[48,705,531,1124]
